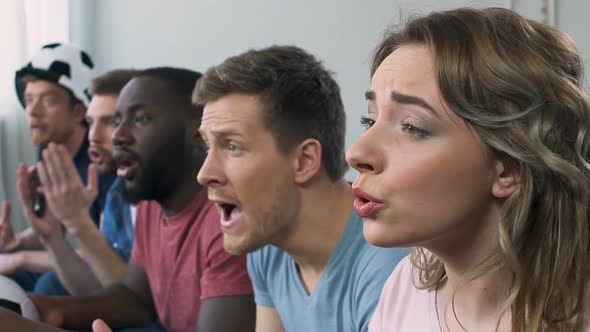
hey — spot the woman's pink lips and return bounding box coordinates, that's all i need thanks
[352,187,382,203]
[352,187,384,218]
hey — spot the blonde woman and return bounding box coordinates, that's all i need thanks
[347,7,590,332]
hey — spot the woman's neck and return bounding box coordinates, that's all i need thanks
[436,263,511,332]
[429,203,512,331]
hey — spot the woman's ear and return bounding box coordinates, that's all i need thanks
[491,156,520,198]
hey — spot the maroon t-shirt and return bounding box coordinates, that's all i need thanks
[131,189,253,332]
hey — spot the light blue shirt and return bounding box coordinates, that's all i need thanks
[247,210,407,332]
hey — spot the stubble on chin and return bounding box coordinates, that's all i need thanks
[222,234,265,255]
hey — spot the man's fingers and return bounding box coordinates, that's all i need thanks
[0,201,10,224]
[57,144,80,185]
[0,201,11,241]
[92,319,113,332]
[17,164,32,202]
[16,164,36,219]
[86,163,99,199]
[36,161,51,193]
[42,144,67,191]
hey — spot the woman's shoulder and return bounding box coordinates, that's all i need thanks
[380,256,426,301]
[369,256,436,331]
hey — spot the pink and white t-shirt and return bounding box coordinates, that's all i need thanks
[369,256,441,332]
[370,257,590,332]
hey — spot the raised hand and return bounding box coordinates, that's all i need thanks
[0,201,22,252]
[16,164,61,242]
[36,143,98,234]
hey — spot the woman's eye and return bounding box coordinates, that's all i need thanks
[401,123,430,138]
[360,115,375,129]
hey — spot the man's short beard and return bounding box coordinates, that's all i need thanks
[98,159,118,176]
[120,163,164,204]
[121,180,151,204]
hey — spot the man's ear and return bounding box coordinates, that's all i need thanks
[293,138,322,184]
[191,118,201,140]
[491,156,520,199]
[186,116,204,147]
[72,104,86,124]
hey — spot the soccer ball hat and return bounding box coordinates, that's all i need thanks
[15,43,95,107]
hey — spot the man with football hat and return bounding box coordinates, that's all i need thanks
[19,69,140,297]
[0,67,255,332]
[0,43,114,292]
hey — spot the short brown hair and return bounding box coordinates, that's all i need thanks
[194,45,347,181]
[89,69,139,96]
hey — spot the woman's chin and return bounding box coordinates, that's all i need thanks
[363,222,395,247]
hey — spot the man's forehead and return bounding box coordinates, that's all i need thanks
[201,105,243,128]
[87,95,117,117]
[118,76,171,107]
[200,109,265,142]
[24,79,65,94]
[202,94,264,119]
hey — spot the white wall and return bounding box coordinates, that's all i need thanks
[93,0,587,180]
[0,0,70,231]
[556,0,590,85]
[94,0,399,180]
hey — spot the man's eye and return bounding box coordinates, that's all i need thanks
[135,115,150,126]
[227,143,239,152]
[43,97,57,106]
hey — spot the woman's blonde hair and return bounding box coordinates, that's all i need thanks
[371,7,590,331]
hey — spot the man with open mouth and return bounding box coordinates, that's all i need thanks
[194,46,407,332]
[12,69,139,299]
[0,67,255,332]
[1,43,114,294]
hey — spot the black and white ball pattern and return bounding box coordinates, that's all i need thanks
[0,275,39,321]
[15,43,95,107]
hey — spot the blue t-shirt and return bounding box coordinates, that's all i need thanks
[30,177,134,297]
[101,177,134,261]
[247,211,408,332]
